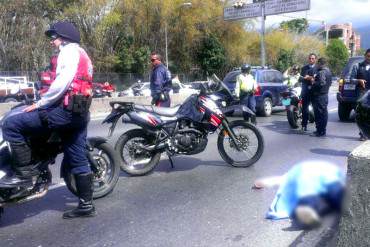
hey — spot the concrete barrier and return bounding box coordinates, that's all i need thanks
[0,93,194,117]
[336,141,370,246]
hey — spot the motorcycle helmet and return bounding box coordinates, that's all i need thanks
[45,21,80,43]
[241,64,251,73]
[355,91,370,138]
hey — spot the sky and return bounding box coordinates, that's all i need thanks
[261,0,370,28]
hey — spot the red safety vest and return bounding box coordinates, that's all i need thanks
[68,47,93,97]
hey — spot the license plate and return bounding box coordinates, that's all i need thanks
[282,98,291,106]
[344,84,356,90]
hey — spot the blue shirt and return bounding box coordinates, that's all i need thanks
[266,160,345,220]
[150,64,171,96]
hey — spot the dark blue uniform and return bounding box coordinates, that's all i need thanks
[311,66,332,136]
[300,64,317,129]
[2,105,90,175]
[150,64,171,107]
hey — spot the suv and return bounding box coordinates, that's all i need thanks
[337,56,364,121]
[223,68,288,116]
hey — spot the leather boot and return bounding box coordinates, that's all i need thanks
[0,142,37,186]
[63,172,96,219]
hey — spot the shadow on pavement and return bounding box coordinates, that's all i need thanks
[0,186,75,228]
[155,156,227,173]
[286,213,340,247]
[310,148,351,157]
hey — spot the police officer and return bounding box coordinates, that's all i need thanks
[1,21,96,219]
[150,52,172,107]
[309,58,332,137]
[235,64,258,113]
[300,53,317,132]
[351,48,370,141]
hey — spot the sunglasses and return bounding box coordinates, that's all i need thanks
[50,35,60,41]
[151,58,158,62]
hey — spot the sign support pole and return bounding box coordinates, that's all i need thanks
[261,0,266,67]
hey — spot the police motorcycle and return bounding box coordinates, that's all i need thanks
[103,74,264,176]
[0,103,120,217]
[280,83,315,129]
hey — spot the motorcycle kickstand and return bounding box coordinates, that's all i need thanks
[166,152,175,169]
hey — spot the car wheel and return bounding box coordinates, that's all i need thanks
[338,102,352,121]
[4,97,18,103]
[258,97,272,117]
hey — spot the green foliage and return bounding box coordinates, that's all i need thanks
[276,49,294,72]
[280,18,308,34]
[326,39,349,75]
[196,35,226,76]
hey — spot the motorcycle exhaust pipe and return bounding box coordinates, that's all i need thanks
[0,186,49,207]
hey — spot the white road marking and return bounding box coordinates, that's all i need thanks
[329,108,338,113]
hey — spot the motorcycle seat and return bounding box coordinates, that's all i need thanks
[134,105,180,117]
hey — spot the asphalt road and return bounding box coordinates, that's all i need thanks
[0,88,362,247]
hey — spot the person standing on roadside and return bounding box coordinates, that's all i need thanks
[235,64,258,113]
[150,52,172,107]
[351,48,370,141]
[309,58,332,137]
[300,53,317,132]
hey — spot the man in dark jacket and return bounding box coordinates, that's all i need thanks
[310,58,332,137]
[300,53,317,132]
[150,52,171,107]
[350,48,370,141]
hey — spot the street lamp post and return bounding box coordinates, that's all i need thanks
[164,2,192,69]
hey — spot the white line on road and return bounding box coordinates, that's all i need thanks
[329,108,338,113]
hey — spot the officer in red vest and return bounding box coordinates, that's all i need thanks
[1,21,96,219]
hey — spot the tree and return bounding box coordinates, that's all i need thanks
[276,49,294,72]
[280,18,308,34]
[196,35,226,76]
[326,39,349,76]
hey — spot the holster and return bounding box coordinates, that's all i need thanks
[65,94,92,114]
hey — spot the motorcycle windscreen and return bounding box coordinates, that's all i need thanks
[176,95,204,122]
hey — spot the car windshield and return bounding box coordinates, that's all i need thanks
[342,56,363,78]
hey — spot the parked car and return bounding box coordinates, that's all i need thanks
[222,67,288,116]
[0,76,36,103]
[337,56,364,121]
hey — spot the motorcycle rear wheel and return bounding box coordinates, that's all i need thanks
[115,129,161,176]
[64,142,120,199]
[218,120,264,167]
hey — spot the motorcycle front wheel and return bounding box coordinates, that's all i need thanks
[217,120,264,167]
[115,129,161,176]
[287,105,300,129]
[64,142,120,199]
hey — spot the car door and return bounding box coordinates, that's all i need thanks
[260,70,277,103]
[270,70,287,105]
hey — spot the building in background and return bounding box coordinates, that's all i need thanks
[328,23,361,56]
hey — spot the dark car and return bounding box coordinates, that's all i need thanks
[337,56,364,121]
[223,68,288,116]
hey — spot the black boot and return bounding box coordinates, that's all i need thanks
[0,142,37,186]
[63,173,96,219]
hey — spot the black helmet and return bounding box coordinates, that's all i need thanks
[241,64,251,73]
[45,21,80,43]
[356,91,370,138]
